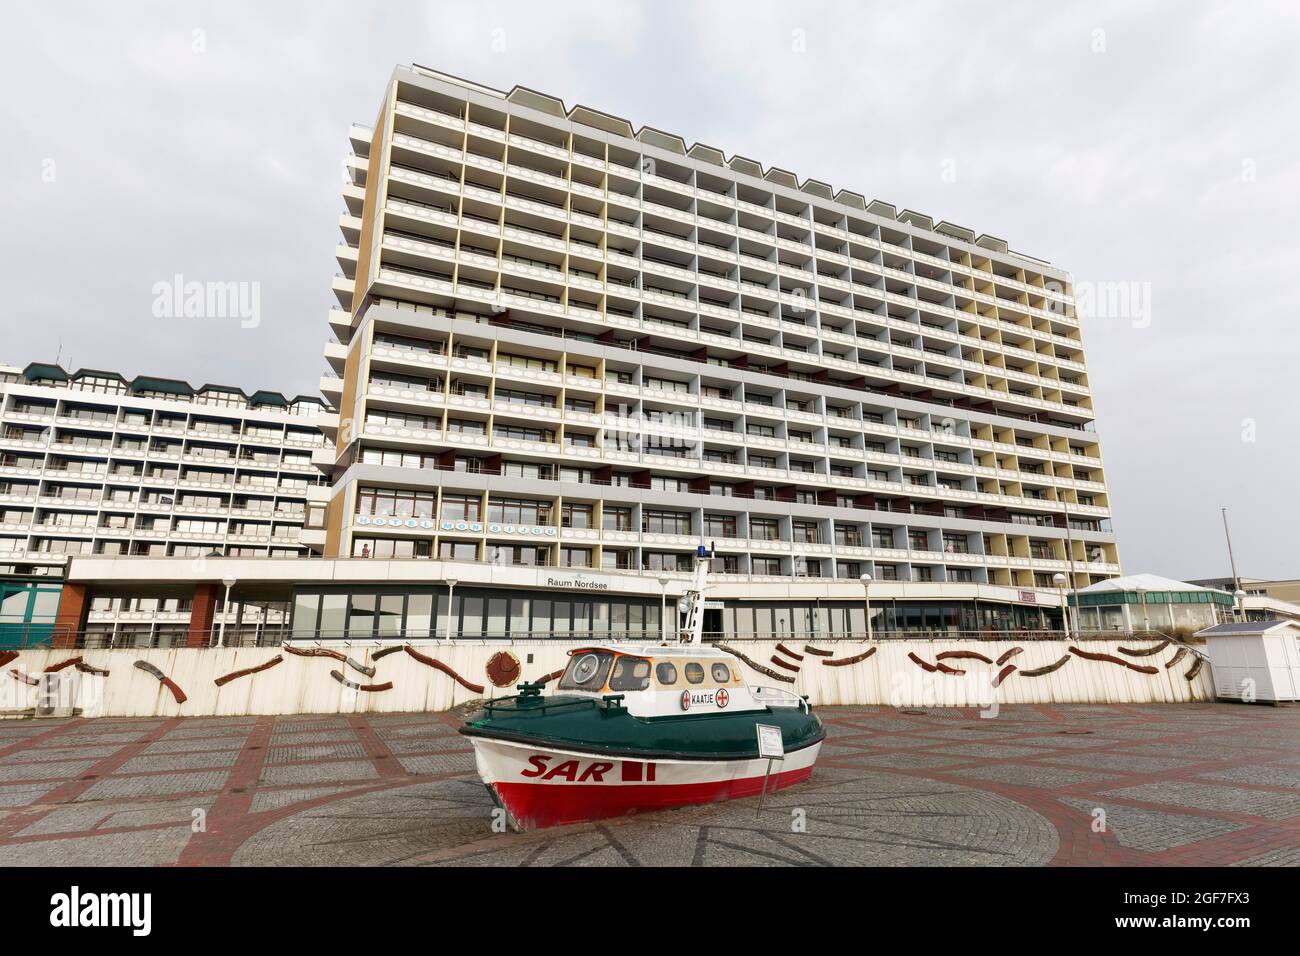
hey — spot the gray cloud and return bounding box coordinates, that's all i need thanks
[1,0,1295,579]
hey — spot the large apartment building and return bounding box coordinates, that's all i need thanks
[16,64,1124,649]
[305,64,1121,639]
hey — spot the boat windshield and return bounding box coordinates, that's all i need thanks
[608,656,651,692]
[558,651,614,691]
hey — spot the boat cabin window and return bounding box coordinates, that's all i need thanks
[711,662,731,683]
[655,662,678,685]
[608,656,652,691]
[559,651,614,691]
[684,662,705,684]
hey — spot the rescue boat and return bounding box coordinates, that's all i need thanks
[460,549,825,830]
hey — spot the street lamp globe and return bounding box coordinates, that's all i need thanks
[1052,572,1066,588]
[859,572,873,588]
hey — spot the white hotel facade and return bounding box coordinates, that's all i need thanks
[299,64,1121,640]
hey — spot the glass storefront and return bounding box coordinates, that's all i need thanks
[0,581,62,648]
[289,585,1058,641]
[291,586,665,641]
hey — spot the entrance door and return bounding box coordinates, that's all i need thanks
[703,608,723,640]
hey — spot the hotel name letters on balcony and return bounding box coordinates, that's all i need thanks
[351,516,559,538]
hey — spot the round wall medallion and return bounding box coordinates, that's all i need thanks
[485,651,522,688]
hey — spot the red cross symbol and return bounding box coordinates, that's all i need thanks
[680,690,691,711]
[716,688,729,708]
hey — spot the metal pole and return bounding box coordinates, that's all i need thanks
[1062,499,1079,638]
[658,576,669,644]
[1221,507,1242,597]
[444,579,457,641]
[218,580,235,647]
[860,572,874,642]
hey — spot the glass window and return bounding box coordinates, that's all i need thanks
[486,598,507,638]
[684,662,705,684]
[461,596,484,638]
[406,593,433,638]
[292,593,320,638]
[553,600,571,636]
[711,662,731,683]
[377,594,403,638]
[348,593,376,637]
[509,598,530,638]
[655,662,678,685]
[608,656,651,692]
[319,593,346,638]
[558,651,613,691]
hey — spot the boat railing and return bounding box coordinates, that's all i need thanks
[750,685,810,713]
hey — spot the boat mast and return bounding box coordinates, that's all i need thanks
[678,544,713,644]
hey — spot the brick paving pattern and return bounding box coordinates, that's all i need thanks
[0,702,1294,866]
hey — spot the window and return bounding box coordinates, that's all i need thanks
[352,538,432,559]
[487,497,551,526]
[684,662,705,685]
[655,662,678,685]
[602,507,633,531]
[561,503,592,528]
[488,544,550,567]
[559,651,613,691]
[608,656,651,691]
[560,547,592,568]
[440,495,481,522]
[792,521,821,544]
[704,514,737,537]
[710,662,731,682]
[643,510,691,535]
[357,487,436,520]
[601,549,632,570]
[943,534,969,554]
[498,353,557,373]
[438,541,477,560]
[642,551,692,572]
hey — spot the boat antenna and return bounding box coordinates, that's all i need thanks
[678,543,714,645]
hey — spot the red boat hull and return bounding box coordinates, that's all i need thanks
[470,736,822,830]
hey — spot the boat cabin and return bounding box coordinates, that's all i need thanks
[554,644,794,718]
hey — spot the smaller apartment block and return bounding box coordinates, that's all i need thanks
[0,362,336,573]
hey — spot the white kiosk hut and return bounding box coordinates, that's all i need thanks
[1197,620,1300,703]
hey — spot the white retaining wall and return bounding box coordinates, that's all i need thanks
[0,638,1214,719]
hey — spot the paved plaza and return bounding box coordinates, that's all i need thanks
[0,703,1296,866]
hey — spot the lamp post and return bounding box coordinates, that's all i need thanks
[443,578,458,641]
[1234,588,1247,622]
[657,575,669,643]
[1052,572,1069,639]
[859,572,874,641]
[1135,585,1149,634]
[218,575,237,647]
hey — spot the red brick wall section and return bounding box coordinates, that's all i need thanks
[188,583,219,648]
[52,583,88,649]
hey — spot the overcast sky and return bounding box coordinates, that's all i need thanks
[2,1,1296,581]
